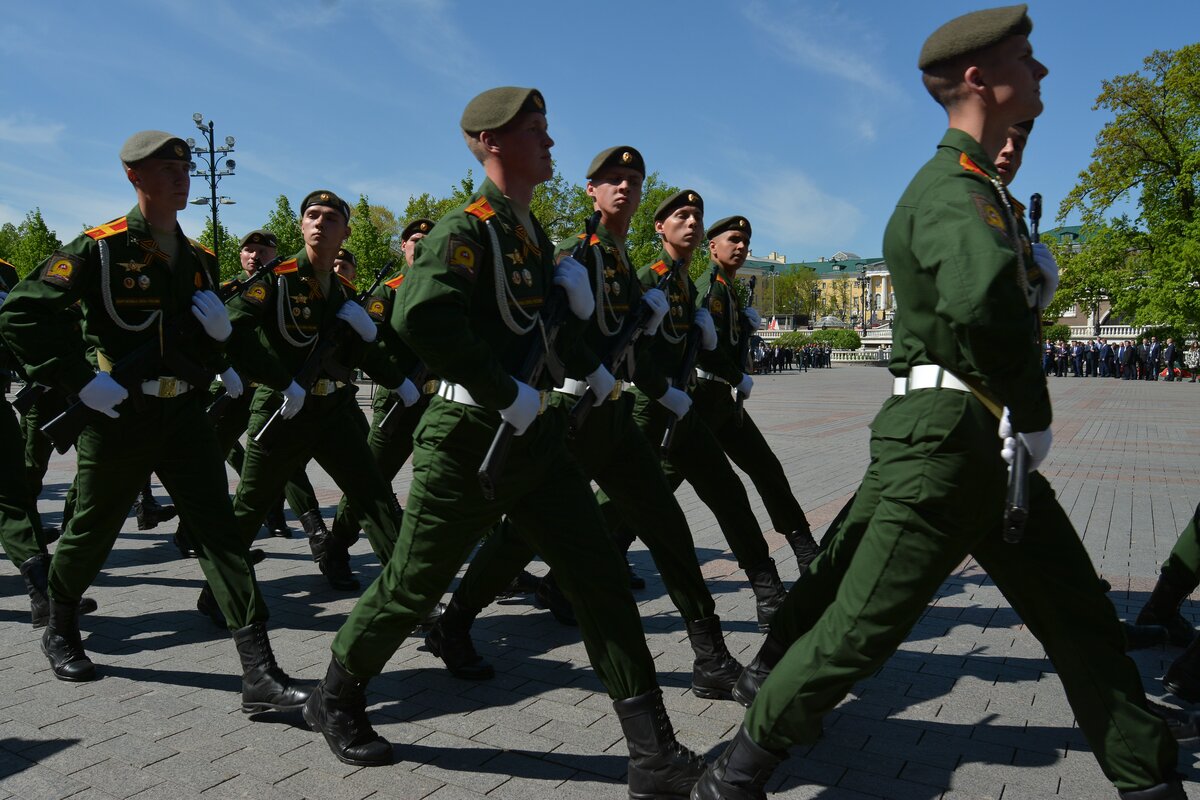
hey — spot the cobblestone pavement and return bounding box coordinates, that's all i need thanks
[2,368,1198,799]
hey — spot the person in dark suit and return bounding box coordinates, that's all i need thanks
[1149,337,1162,381]
[1122,340,1137,379]
[1100,338,1113,377]
[1071,341,1083,377]
[1163,338,1177,382]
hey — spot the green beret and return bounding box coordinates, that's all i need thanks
[706,216,752,241]
[586,146,645,179]
[335,248,356,266]
[239,229,277,249]
[654,189,703,223]
[461,86,546,134]
[120,130,190,164]
[401,218,435,241]
[918,4,1032,70]
[300,189,351,221]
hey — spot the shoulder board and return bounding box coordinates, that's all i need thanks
[84,217,128,240]
[273,259,299,275]
[650,260,669,276]
[464,197,496,221]
[220,278,238,292]
[189,238,215,257]
[958,153,988,178]
[715,273,730,286]
[336,273,356,290]
[385,274,405,289]
[1010,196,1026,217]
[576,233,601,246]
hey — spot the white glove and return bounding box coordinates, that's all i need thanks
[191,290,232,342]
[736,373,754,398]
[500,379,540,436]
[553,256,595,320]
[393,377,420,408]
[743,307,762,330]
[998,407,1052,472]
[218,367,243,399]
[279,380,306,419]
[1030,243,1059,311]
[640,288,669,337]
[694,307,717,351]
[78,372,128,419]
[586,364,616,407]
[656,385,692,419]
[336,301,377,343]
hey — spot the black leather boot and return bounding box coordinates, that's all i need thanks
[232,622,314,713]
[535,572,577,627]
[1145,698,1199,740]
[612,688,704,799]
[21,555,96,628]
[784,526,819,571]
[1123,621,1169,651]
[497,569,540,598]
[303,510,359,591]
[691,725,783,800]
[174,523,199,558]
[425,597,494,680]
[303,657,393,767]
[733,632,788,708]
[1164,634,1200,703]
[685,616,743,701]
[627,562,646,591]
[41,598,95,681]
[1137,572,1196,647]
[1118,781,1188,799]
[416,602,446,633]
[197,582,227,629]
[134,481,176,531]
[745,559,787,632]
[263,498,292,539]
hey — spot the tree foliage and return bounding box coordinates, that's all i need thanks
[403,172,477,225]
[775,328,862,349]
[1042,323,1072,343]
[347,195,401,289]
[197,216,240,281]
[6,209,62,276]
[264,195,304,258]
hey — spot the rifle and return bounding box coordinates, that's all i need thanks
[252,260,394,455]
[1002,192,1042,544]
[375,361,430,440]
[566,257,682,438]
[734,275,757,426]
[477,211,600,500]
[660,263,721,457]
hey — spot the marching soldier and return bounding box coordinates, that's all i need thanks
[0,131,310,715]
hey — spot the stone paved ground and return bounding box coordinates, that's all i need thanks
[1,367,1198,800]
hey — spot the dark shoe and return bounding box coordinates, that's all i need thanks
[534,573,577,627]
[497,570,540,598]
[1119,782,1188,799]
[1164,634,1200,703]
[416,602,446,634]
[233,622,313,713]
[264,499,292,539]
[686,616,744,701]
[784,527,818,572]
[745,559,787,632]
[627,562,646,591]
[425,597,493,680]
[1123,622,1169,651]
[319,545,360,592]
[691,725,783,800]
[302,510,331,562]
[303,657,393,767]
[613,689,704,799]
[197,583,227,629]
[733,633,788,708]
[135,486,176,531]
[174,526,199,558]
[1146,699,1198,740]
[41,598,95,681]
[1137,572,1197,647]
[21,555,96,628]
[249,548,266,565]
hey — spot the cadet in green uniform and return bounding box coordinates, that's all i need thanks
[693,215,819,567]
[598,190,789,630]
[0,131,310,715]
[1139,501,1200,701]
[424,146,745,699]
[693,9,1182,799]
[303,89,704,798]
[221,190,407,599]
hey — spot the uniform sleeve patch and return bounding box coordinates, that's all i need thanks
[447,234,482,281]
[243,281,270,306]
[366,297,387,322]
[710,297,724,315]
[41,251,82,288]
[971,193,1009,239]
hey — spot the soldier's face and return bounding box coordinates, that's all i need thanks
[402,233,425,264]
[588,167,644,220]
[240,243,274,274]
[994,127,1028,185]
[127,158,190,211]
[334,258,357,282]
[709,230,750,270]
[979,35,1048,125]
[301,205,349,252]
[656,206,703,251]
[492,112,554,184]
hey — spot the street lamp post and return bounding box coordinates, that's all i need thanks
[187,113,236,266]
[857,264,869,338]
[809,284,820,330]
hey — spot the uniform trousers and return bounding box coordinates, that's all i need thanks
[1,399,43,567]
[1160,500,1200,590]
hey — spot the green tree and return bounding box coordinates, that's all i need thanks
[347,194,398,288]
[11,208,62,276]
[197,216,240,281]
[0,222,19,263]
[531,164,591,246]
[1043,323,1072,343]
[1059,43,1200,333]
[264,194,304,257]
[403,172,477,224]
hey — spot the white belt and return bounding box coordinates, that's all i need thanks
[140,377,191,398]
[695,369,729,385]
[555,378,626,401]
[438,382,481,407]
[892,365,971,396]
[311,379,346,397]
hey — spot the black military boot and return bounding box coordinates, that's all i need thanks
[197,582,227,629]
[784,526,819,571]
[1123,621,1169,651]
[174,523,199,558]
[685,616,744,701]
[1137,572,1197,647]
[20,555,97,628]
[535,572,577,627]
[263,498,292,539]
[134,481,176,531]
[425,596,494,680]
[232,622,314,713]
[627,561,646,591]
[1118,782,1188,799]
[612,688,705,799]
[416,602,446,633]
[497,569,540,599]
[303,657,393,767]
[41,598,95,681]
[1164,635,1200,703]
[745,559,787,632]
[691,725,784,800]
[733,632,788,708]
[303,510,359,591]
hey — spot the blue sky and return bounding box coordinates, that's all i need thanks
[2,1,1196,262]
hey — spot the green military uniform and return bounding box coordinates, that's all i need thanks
[740,129,1176,792]
[224,248,404,563]
[328,177,656,700]
[0,206,265,627]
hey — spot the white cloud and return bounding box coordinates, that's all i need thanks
[0,114,66,146]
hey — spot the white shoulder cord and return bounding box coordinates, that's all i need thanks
[276,276,318,347]
[660,272,688,346]
[99,240,160,332]
[486,220,538,335]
